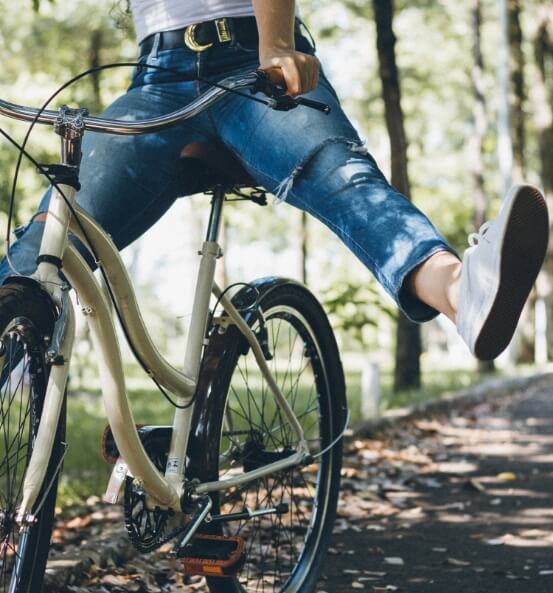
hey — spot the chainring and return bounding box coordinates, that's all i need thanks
[123,444,171,553]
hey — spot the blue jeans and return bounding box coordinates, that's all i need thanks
[0,29,455,322]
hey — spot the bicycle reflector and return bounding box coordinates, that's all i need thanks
[179,534,246,577]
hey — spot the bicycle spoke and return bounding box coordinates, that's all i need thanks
[205,290,345,593]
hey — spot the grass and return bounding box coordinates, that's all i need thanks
[57,366,489,507]
[59,386,175,506]
[346,367,490,421]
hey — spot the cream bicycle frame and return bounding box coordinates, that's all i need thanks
[17,160,310,520]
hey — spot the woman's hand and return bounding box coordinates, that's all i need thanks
[259,48,320,96]
[252,0,319,96]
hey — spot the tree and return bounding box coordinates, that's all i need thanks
[508,0,537,363]
[300,211,308,285]
[373,0,421,391]
[0,0,135,242]
[508,0,526,185]
[469,0,495,374]
[497,0,513,199]
[533,7,553,357]
[470,0,488,235]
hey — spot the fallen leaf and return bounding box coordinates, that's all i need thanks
[65,515,92,529]
[100,575,130,586]
[415,477,442,488]
[398,507,424,519]
[365,525,385,532]
[446,557,471,567]
[384,557,404,566]
[463,478,486,493]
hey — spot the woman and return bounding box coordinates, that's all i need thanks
[2,0,548,360]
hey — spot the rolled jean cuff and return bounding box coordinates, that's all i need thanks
[395,241,460,323]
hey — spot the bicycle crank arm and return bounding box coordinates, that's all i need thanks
[172,495,213,556]
[208,502,289,524]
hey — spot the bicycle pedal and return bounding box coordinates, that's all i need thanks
[179,534,246,577]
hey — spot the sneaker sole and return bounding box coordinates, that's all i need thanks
[474,186,549,360]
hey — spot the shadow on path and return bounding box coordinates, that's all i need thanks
[319,379,553,592]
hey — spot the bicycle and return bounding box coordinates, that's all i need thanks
[0,69,347,593]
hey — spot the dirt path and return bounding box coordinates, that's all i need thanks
[46,376,553,592]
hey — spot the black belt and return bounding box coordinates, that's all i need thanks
[139,16,260,55]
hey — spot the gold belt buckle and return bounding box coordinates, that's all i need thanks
[184,24,213,52]
[184,18,231,52]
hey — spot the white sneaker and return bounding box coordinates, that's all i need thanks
[456,184,549,360]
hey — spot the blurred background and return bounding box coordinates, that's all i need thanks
[0,0,552,504]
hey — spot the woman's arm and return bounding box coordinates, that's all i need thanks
[252,0,320,95]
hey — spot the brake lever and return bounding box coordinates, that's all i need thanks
[252,70,331,115]
[295,97,331,114]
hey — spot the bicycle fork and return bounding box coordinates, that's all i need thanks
[15,108,83,524]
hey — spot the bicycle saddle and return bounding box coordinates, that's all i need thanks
[180,142,257,191]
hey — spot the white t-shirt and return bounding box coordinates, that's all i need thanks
[131,0,257,44]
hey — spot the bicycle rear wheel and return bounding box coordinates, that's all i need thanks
[190,279,346,593]
[0,281,64,593]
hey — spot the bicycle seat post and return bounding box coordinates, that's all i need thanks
[205,184,227,243]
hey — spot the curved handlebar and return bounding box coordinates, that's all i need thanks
[0,73,258,136]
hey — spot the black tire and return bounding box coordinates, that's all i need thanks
[0,281,64,593]
[189,279,347,593]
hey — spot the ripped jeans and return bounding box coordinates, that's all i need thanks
[0,28,455,322]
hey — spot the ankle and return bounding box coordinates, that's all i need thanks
[444,264,462,322]
[409,251,461,322]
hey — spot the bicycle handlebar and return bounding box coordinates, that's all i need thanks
[0,71,330,137]
[0,73,258,135]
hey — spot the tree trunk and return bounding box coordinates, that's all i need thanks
[470,0,495,375]
[507,0,536,364]
[508,0,525,184]
[533,9,553,357]
[89,29,103,113]
[470,0,487,232]
[300,211,308,285]
[373,0,421,391]
[497,0,513,197]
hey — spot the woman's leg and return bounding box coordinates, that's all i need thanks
[211,52,547,359]
[212,68,456,323]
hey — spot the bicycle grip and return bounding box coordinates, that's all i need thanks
[262,67,287,89]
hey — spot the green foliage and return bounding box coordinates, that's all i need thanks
[322,281,396,350]
[59,386,175,506]
[0,0,136,254]
[346,367,485,421]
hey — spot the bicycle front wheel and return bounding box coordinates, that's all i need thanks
[0,281,64,593]
[191,279,347,593]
